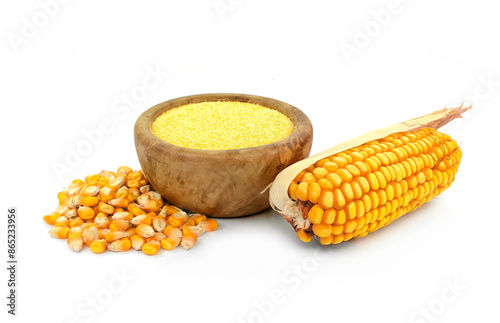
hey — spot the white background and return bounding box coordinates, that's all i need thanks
[1,1,499,322]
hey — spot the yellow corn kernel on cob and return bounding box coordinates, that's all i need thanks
[271,106,470,245]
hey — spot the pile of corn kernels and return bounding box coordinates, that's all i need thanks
[43,166,217,255]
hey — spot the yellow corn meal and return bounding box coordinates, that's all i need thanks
[151,101,295,150]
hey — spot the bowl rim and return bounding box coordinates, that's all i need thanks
[134,93,313,159]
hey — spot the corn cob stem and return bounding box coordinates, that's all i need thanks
[269,104,471,243]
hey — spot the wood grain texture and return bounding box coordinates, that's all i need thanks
[134,93,313,218]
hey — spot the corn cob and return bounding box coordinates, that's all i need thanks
[270,106,470,245]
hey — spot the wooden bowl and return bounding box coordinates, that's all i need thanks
[134,93,313,217]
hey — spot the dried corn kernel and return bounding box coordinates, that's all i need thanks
[130,235,146,250]
[49,226,69,239]
[182,226,204,237]
[68,226,83,238]
[99,187,115,203]
[199,219,218,232]
[63,208,78,219]
[169,212,187,227]
[82,186,99,196]
[146,232,166,242]
[54,216,69,227]
[108,238,131,252]
[152,216,167,232]
[161,237,181,251]
[69,218,84,228]
[83,226,99,247]
[142,240,161,255]
[136,224,155,238]
[191,214,207,225]
[124,227,136,238]
[108,198,130,208]
[117,166,133,175]
[165,205,182,215]
[98,228,110,239]
[130,213,152,226]
[140,200,160,213]
[90,239,107,254]
[109,220,130,232]
[181,231,197,250]
[43,212,61,225]
[163,226,182,239]
[97,202,114,214]
[111,211,133,221]
[127,203,145,216]
[80,196,99,207]
[94,215,111,229]
[78,206,95,220]
[57,191,69,205]
[67,236,84,252]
